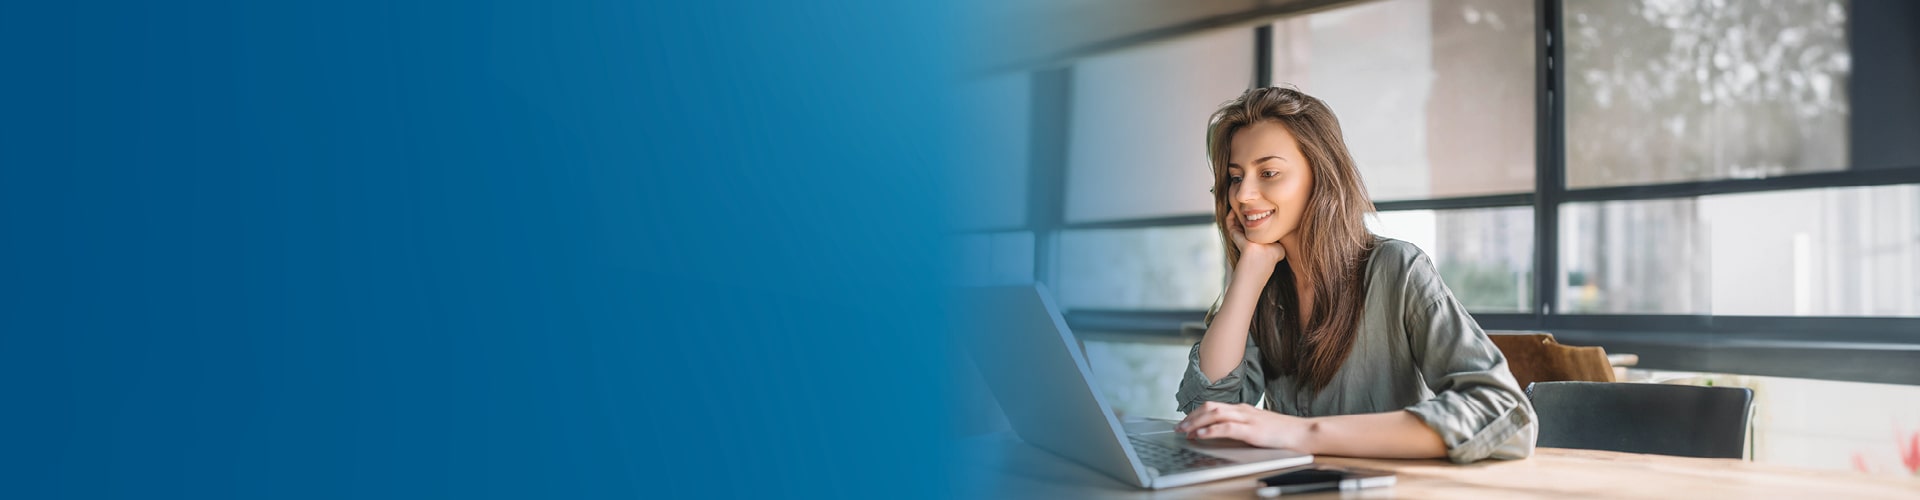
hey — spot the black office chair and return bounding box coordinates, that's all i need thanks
[1526,381,1753,459]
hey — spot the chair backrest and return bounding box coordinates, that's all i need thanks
[1526,381,1754,459]
[1487,332,1614,389]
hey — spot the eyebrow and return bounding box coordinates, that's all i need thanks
[1227,155,1286,169]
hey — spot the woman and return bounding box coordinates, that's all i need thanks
[1173,87,1536,463]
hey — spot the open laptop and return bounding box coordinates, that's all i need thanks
[958,283,1312,489]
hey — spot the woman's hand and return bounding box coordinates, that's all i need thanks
[1227,216,1286,271]
[1175,401,1315,452]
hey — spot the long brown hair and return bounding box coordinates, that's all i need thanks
[1202,87,1377,398]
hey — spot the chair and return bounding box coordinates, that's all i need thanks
[1487,332,1615,388]
[1526,381,1754,459]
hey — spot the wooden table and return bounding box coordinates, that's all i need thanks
[957,432,1920,499]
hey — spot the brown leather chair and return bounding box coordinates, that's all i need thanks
[1486,331,1615,389]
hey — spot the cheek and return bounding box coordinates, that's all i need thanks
[1273,183,1310,228]
[1267,184,1305,210]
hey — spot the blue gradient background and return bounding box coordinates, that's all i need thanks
[0,1,963,498]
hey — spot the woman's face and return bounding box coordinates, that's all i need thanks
[1226,120,1314,245]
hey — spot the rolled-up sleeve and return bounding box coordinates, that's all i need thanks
[1174,333,1267,414]
[1399,262,1538,463]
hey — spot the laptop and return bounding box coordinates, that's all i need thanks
[957,283,1313,489]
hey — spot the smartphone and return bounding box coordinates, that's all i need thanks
[1254,465,1396,497]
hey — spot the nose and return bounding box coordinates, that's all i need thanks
[1233,182,1259,207]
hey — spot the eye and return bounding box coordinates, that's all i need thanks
[1262,170,1280,178]
[1228,175,1243,184]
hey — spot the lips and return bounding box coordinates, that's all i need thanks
[1243,209,1273,229]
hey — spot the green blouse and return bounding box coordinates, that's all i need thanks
[1175,237,1537,463]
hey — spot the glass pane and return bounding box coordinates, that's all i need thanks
[1559,198,1709,314]
[950,73,1030,230]
[1272,0,1536,201]
[1368,207,1535,313]
[1055,225,1223,310]
[1560,184,1920,316]
[1700,185,1920,317]
[1082,340,1192,420]
[1564,0,1852,188]
[1066,29,1252,223]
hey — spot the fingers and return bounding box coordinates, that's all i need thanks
[1190,421,1243,441]
[1177,401,1222,430]
[1226,218,1248,249]
[1177,402,1247,438]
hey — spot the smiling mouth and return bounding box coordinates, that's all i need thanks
[1243,209,1273,228]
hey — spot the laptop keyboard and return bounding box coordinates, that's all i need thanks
[1128,435,1234,473]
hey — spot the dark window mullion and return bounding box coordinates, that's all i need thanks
[1060,214,1215,231]
[1029,69,1072,288]
[1374,193,1534,212]
[1534,0,1565,323]
[1060,193,1540,231]
[1255,25,1273,88]
[1560,165,1920,203]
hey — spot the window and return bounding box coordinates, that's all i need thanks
[1561,184,1920,316]
[1559,198,1709,314]
[1370,207,1535,313]
[1564,0,1852,188]
[1703,185,1920,316]
[1271,0,1537,201]
[1066,29,1253,223]
[1556,0,1920,318]
[1055,225,1223,310]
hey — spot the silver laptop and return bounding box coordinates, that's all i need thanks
[958,283,1313,489]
